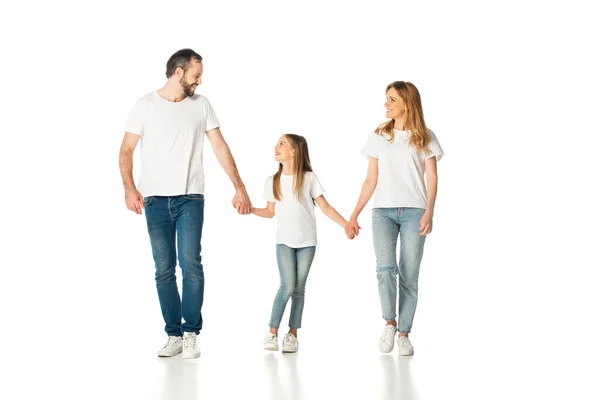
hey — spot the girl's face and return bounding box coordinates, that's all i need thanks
[274,135,294,162]
[384,88,407,121]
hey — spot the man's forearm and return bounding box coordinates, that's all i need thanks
[214,143,245,191]
[119,148,137,192]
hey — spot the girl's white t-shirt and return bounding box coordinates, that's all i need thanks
[263,171,325,248]
[361,129,444,209]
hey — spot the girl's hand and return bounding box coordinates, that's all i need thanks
[419,212,433,236]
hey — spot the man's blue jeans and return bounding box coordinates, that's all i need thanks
[144,194,205,336]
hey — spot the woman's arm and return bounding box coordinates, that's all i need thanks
[347,157,379,236]
[420,157,438,235]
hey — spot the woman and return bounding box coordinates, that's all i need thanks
[346,81,444,355]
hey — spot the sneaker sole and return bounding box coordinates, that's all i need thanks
[263,345,278,351]
[157,348,183,357]
[282,349,297,353]
[182,352,201,359]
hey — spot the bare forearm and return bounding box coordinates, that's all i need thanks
[214,143,245,191]
[351,180,377,220]
[119,149,136,192]
[251,207,274,219]
[425,174,438,215]
[322,205,348,228]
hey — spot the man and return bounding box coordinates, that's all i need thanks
[119,48,252,359]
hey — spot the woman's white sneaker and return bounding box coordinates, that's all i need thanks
[397,335,414,356]
[263,332,279,351]
[282,333,298,353]
[157,336,183,357]
[182,332,200,359]
[379,325,397,353]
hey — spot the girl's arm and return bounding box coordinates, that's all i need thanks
[420,157,438,235]
[347,157,379,235]
[251,202,276,219]
[314,195,347,228]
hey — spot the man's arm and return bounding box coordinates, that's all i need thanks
[119,132,144,214]
[205,127,252,214]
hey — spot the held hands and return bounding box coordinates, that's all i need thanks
[232,188,252,215]
[125,188,144,215]
[344,218,361,240]
[419,212,433,236]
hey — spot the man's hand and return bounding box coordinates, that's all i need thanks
[232,189,252,215]
[125,188,144,215]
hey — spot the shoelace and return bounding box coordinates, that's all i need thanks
[398,337,410,347]
[164,337,179,348]
[284,335,295,345]
[183,334,196,348]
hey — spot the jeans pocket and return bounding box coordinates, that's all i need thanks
[143,196,153,206]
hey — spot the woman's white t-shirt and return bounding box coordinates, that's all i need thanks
[263,171,325,248]
[361,129,444,209]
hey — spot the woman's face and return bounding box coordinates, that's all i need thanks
[384,88,407,121]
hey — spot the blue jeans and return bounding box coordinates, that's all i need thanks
[269,245,316,329]
[144,194,205,336]
[372,208,426,334]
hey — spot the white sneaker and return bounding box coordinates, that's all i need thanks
[157,336,183,357]
[282,333,298,353]
[182,332,200,359]
[397,335,414,356]
[263,332,278,351]
[379,325,397,353]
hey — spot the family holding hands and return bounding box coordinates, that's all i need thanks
[119,49,443,359]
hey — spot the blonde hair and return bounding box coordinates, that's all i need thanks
[375,81,431,154]
[272,134,314,203]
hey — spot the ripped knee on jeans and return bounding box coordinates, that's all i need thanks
[376,265,397,274]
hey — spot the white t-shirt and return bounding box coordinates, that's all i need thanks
[361,129,444,209]
[263,171,325,248]
[124,91,220,197]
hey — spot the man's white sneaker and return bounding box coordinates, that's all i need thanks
[157,336,183,357]
[397,335,414,356]
[263,332,278,351]
[282,333,298,353]
[379,325,397,353]
[182,332,200,359]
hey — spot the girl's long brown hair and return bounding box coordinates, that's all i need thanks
[272,134,313,202]
[375,81,431,154]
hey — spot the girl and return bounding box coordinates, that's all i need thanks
[345,81,444,355]
[249,134,349,353]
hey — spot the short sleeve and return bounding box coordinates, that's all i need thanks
[361,133,380,159]
[124,98,147,136]
[309,173,325,199]
[263,176,275,202]
[425,130,444,161]
[204,98,220,132]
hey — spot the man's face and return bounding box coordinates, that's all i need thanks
[180,60,203,97]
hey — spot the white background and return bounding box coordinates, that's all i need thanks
[2,0,599,399]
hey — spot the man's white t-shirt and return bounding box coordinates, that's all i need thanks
[124,91,220,197]
[361,129,444,209]
[263,171,325,248]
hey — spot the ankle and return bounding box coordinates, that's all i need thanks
[386,320,397,327]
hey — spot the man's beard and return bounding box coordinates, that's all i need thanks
[180,77,196,97]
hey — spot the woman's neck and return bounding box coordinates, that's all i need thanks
[393,117,406,130]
